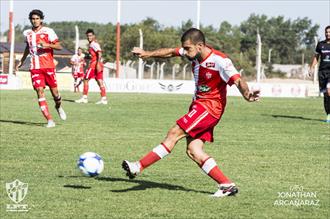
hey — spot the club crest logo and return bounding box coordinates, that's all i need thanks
[6,179,28,204]
[205,72,212,79]
[6,179,29,212]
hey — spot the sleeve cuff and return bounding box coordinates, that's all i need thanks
[174,47,181,56]
[227,74,240,86]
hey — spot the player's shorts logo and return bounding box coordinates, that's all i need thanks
[6,179,28,204]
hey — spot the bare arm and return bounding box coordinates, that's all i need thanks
[234,78,260,102]
[96,51,103,73]
[15,43,29,70]
[132,47,177,59]
[308,54,319,76]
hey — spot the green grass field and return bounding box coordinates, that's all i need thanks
[0,90,329,219]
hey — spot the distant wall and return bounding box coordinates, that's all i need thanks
[0,71,320,98]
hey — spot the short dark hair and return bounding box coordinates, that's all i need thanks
[181,28,205,45]
[86,29,95,35]
[325,26,330,31]
[29,9,44,20]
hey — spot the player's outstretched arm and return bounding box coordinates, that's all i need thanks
[132,47,176,59]
[234,78,260,102]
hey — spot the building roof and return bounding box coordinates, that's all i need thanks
[0,42,74,55]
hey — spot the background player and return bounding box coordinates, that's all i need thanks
[122,28,260,197]
[70,47,86,93]
[309,25,330,123]
[75,29,108,104]
[16,9,66,128]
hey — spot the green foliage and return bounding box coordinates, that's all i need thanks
[9,14,319,77]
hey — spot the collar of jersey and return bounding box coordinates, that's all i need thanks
[198,46,213,64]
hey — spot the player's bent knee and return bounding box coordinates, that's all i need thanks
[167,125,185,140]
[35,88,44,96]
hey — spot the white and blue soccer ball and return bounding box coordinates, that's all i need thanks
[77,152,104,177]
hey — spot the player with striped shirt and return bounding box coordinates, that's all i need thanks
[70,47,86,93]
[16,9,66,128]
[123,28,260,197]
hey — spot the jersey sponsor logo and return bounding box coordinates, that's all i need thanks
[206,62,215,68]
[198,85,210,92]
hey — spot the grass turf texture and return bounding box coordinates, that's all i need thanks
[0,90,329,219]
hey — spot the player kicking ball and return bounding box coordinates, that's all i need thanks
[122,28,260,197]
[16,9,66,128]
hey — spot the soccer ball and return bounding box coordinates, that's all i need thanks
[77,152,104,177]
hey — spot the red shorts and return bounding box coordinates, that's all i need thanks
[73,72,84,79]
[30,68,57,89]
[85,68,103,80]
[177,103,220,142]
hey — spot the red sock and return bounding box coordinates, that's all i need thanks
[200,157,231,184]
[100,86,106,97]
[83,83,89,96]
[139,143,171,171]
[38,98,52,121]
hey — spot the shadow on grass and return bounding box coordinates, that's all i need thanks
[62,99,76,103]
[263,114,324,122]
[96,176,212,195]
[63,184,91,189]
[0,119,44,126]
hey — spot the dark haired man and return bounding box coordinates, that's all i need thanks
[122,28,260,197]
[75,29,107,104]
[309,25,330,123]
[16,9,66,128]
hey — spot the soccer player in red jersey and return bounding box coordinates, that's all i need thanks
[75,29,108,104]
[70,47,86,93]
[16,9,66,128]
[123,28,260,197]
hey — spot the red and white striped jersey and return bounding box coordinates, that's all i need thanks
[175,47,240,119]
[71,54,85,73]
[88,41,103,69]
[23,26,59,70]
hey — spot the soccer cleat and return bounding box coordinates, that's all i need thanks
[75,97,88,103]
[326,114,330,123]
[56,107,67,120]
[95,99,108,105]
[211,183,238,198]
[122,160,140,179]
[46,120,56,128]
